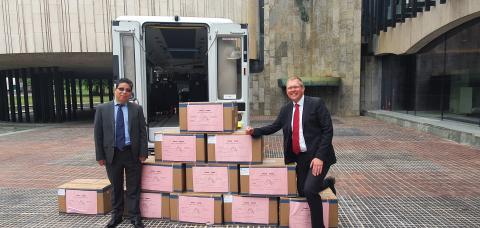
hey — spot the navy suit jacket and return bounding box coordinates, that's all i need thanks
[253,96,336,165]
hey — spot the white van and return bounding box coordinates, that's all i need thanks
[111,16,250,149]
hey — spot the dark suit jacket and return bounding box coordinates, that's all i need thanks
[253,96,336,165]
[94,101,148,164]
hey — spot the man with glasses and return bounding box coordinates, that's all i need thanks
[246,76,336,228]
[94,78,147,228]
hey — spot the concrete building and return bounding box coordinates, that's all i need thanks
[362,0,480,125]
[16,0,480,124]
[0,0,362,123]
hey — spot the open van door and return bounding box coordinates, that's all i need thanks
[111,20,144,107]
[209,23,250,127]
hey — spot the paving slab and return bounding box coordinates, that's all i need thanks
[0,116,479,227]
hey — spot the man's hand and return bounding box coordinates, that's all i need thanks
[139,156,147,163]
[310,158,324,176]
[245,127,254,135]
[98,160,105,166]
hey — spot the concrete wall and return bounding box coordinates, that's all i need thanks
[361,55,382,112]
[0,0,249,54]
[376,0,480,55]
[251,0,361,116]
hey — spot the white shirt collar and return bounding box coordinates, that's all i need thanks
[292,95,305,106]
[114,100,127,106]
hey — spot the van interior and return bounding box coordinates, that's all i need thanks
[144,24,209,127]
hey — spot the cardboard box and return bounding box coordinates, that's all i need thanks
[141,161,185,193]
[240,158,297,196]
[179,102,238,133]
[169,192,223,225]
[154,132,206,162]
[223,194,278,225]
[186,163,239,193]
[57,179,112,215]
[207,131,264,164]
[139,192,170,219]
[279,188,338,228]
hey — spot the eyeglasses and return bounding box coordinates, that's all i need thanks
[117,87,132,93]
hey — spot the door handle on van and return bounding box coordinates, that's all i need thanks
[114,28,135,32]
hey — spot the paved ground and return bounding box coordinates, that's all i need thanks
[0,116,479,227]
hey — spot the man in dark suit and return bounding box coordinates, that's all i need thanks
[94,78,148,228]
[246,76,337,228]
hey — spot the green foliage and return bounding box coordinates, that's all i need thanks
[79,79,111,96]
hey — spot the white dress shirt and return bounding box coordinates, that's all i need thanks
[291,96,307,152]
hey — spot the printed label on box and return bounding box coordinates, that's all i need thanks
[289,201,312,228]
[214,135,253,162]
[232,196,269,224]
[140,193,163,218]
[207,135,216,144]
[187,104,224,131]
[178,196,215,224]
[249,168,288,195]
[240,168,250,176]
[141,165,173,192]
[58,189,65,196]
[65,190,98,214]
[193,167,229,193]
[162,135,196,162]
[223,194,233,203]
[154,134,163,142]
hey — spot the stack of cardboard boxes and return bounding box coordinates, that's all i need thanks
[57,101,338,227]
[154,101,294,226]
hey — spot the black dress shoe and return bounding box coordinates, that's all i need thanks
[324,176,337,195]
[105,216,123,228]
[131,218,145,228]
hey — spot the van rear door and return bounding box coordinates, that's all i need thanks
[209,23,249,127]
[111,20,144,105]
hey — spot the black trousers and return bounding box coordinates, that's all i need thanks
[296,152,331,228]
[105,147,142,219]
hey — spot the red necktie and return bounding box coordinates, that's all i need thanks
[292,103,301,155]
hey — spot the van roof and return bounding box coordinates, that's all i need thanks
[115,16,235,25]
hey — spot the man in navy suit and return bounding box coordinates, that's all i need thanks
[246,76,337,228]
[94,78,148,228]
